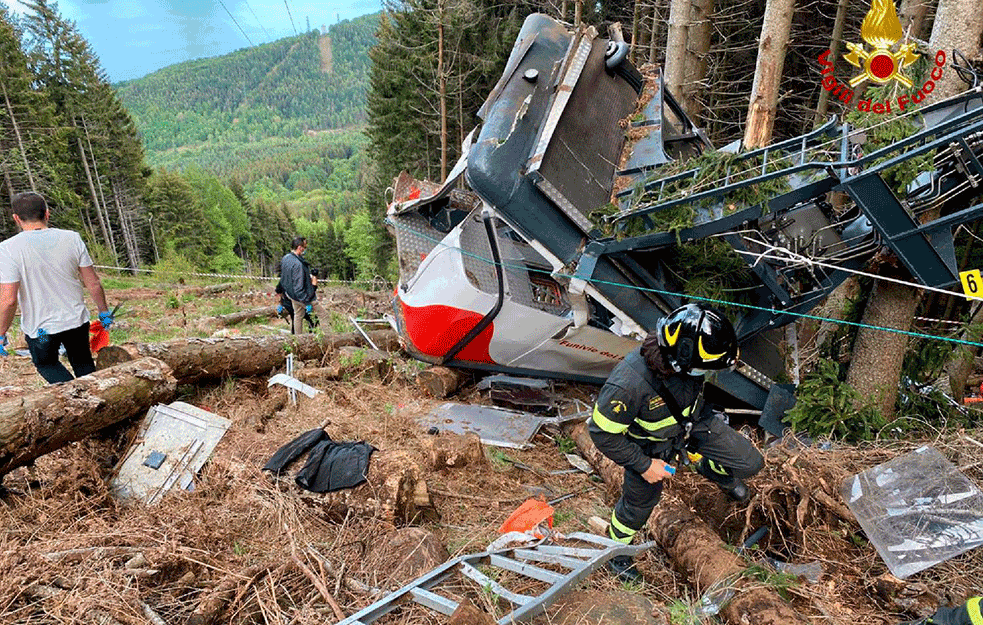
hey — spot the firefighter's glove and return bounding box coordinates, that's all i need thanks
[276,304,284,315]
[305,304,313,314]
[0,334,7,357]
[99,310,114,329]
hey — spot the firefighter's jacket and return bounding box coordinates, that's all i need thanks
[588,348,708,475]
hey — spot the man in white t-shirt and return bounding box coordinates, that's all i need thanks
[0,193,114,383]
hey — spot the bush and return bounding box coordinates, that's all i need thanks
[785,358,885,442]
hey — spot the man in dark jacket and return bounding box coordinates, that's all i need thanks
[279,236,317,334]
[589,303,764,581]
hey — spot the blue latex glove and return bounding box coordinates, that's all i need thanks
[99,310,114,329]
[36,328,48,345]
[305,304,313,314]
[0,334,7,357]
[276,304,284,315]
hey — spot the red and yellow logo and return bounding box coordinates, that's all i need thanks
[844,0,919,88]
[817,0,946,114]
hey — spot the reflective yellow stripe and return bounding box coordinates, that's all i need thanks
[681,405,691,418]
[664,323,680,346]
[591,406,629,434]
[609,511,636,542]
[627,432,668,442]
[698,336,726,361]
[968,597,983,625]
[636,415,677,431]
[708,459,729,475]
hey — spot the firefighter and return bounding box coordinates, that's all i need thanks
[589,303,764,581]
[899,598,982,625]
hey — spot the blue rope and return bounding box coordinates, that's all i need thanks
[388,217,983,349]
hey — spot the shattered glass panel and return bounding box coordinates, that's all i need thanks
[842,446,983,578]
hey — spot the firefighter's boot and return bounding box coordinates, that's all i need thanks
[696,457,751,504]
[607,554,642,583]
[898,597,981,625]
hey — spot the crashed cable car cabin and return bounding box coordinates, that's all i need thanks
[388,13,983,411]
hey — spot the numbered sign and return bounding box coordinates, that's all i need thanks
[960,269,983,299]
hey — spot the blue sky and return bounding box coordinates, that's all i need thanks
[3,0,383,82]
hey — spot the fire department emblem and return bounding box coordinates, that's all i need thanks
[844,0,919,88]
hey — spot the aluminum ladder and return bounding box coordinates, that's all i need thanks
[334,532,654,625]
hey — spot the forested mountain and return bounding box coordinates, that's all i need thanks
[116,14,377,153]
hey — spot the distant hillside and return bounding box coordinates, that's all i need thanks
[116,13,378,154]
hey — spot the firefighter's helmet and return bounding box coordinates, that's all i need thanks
[655,304,738,374]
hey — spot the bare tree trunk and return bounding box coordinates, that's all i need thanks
[438,0,448,181]
[815,0,851,123]
[77,135,112,253]
[0,70,36,192]
[845,279,920,420]
[928,0,983,99]
[743,0,796,149]
[630,0,642,63]
[196,306,279,331]
[112,179,139,270]
[82,116,118,261]
[946,303,983,402]
[649,3,662,65]
[900,0,932,41]
[664,0,691,101]
[575,0,582,27]
[0,358,176,477]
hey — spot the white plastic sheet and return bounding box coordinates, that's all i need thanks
[842,446,983,578]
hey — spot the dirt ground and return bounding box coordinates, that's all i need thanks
[0,279,980,625]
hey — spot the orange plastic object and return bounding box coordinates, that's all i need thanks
[89,320,110,353]
[498,498,554,534]
[963,396,983,404]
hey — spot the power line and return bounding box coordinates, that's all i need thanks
[283,0,297,35]
[243,0,272,41]
[217,0,255,46]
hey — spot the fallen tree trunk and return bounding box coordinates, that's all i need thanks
[196,306,278,331]
[563,422,811,625]
[110,329,400,384]
[0,358,177,477]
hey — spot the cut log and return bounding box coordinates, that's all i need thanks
[0,358,176,477]
[115,329,399,384]
[196,306,278,331]
[563,422,811,625]
[416,366,466,398]
[96,345,136,369]
[278,450,423,526]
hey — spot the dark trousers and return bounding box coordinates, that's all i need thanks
[25,322,95,384]
[612,415,764,538]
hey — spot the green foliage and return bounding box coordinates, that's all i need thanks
[844,86,934,198]
[742,564,798,601]
[785,358,885,442]
[666,599,700,625]
[344,208,384,283]
[165,294,179,309]
[116,17,378,152]
[556,436,577,455]
[487,448,513,469]
[152,241,201,281]
[664,238,759,305]
[604,150,794,240]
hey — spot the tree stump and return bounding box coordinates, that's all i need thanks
[416,366,466,398]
